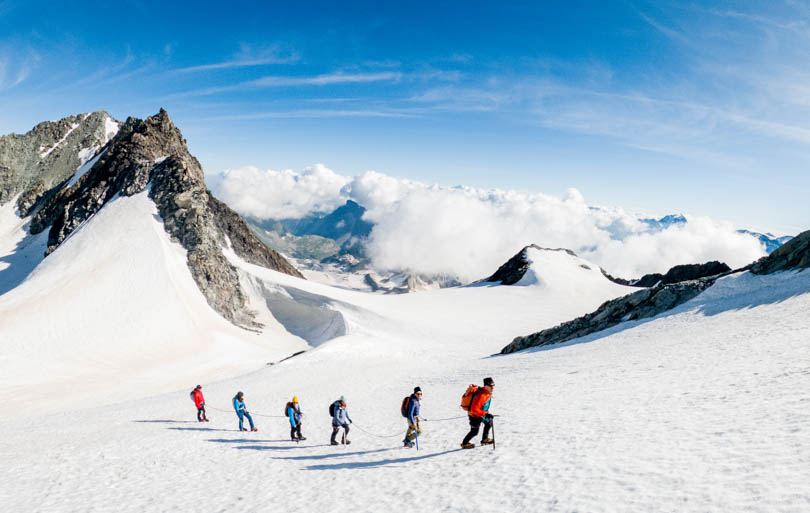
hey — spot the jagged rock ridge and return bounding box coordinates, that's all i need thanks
[0,111,117,215]
[604,261,731,288]
[501,276,722,354]
[3,109,303,329]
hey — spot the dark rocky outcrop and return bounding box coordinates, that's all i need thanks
[485,245,576,285]
[605,261,731,288]
[4,109,303,329]
[749,230,810,275]
[501,276,721,354]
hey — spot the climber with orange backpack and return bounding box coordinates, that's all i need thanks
[460,377,495,449]
[400,386,422,448]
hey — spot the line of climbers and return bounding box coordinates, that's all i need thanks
[188,377,495,449]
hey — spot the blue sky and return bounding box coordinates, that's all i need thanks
[0,0,807,234]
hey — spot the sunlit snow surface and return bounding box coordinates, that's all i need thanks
[0,190,808,512]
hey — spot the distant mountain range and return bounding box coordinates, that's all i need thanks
[247,201,794,287]
[248,199,371,260]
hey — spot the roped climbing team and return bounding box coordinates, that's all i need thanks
[190,376,495,449]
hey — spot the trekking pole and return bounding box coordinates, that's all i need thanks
[491,416,496,450]
[414,424,419,451]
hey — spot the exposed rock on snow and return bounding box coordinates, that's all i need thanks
[750,229,810,275]
[604,260,731,288]
[501,276,721,354]
[485,244,576,285]
[4,109,302,328]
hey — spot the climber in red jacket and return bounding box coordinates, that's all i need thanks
[192,385,208,422]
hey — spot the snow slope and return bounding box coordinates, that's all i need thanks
[0,191,307,417]
[0,192,808,511]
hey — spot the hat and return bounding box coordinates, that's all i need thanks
[414,386,422,394]
[338,395,345,402]
[483,377,494,386]
[195,385,201,390]
[292,396,299,403]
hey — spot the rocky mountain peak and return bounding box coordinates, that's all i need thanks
[485,245,577,285]
[2,109,303,329]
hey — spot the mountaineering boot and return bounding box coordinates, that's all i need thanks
[298,436,307,441]
[481,438,494,445]
[204,418,209,422]
[461,443,475,449]
[343,439,351,445]
[404,440,415,448]
[251,427,259,432]
[331,441,339,446]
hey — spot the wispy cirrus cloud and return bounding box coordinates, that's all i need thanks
[205,107,421,121]
[174,44,300,73]
[250,71,402,87]
[0,47,39,90]
[165,71,403,100]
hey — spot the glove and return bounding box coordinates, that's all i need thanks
[349,419,353,424]
[484,413,493,422]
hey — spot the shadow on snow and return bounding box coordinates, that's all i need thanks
[303,448,464,470]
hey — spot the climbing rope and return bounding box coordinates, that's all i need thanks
[351,423,407,439]
[422,415,468,422]
[205,404,285,418]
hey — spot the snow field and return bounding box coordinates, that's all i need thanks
[0,188,808,512]
[1,268,808,512]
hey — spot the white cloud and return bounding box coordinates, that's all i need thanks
[212,166,768,281]
[212,164,350,219]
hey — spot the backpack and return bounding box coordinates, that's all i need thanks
[284,402,293,416]
[460,384,479,411]
[328,401,336,417]
[189,390,196,402]
[400,396,410,417]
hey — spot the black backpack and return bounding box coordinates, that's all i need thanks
[189,390,196,402]
[400,396,410,417]
[284,402,293,416]
[328,401,336,417]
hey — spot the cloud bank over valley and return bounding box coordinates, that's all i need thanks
[211,165,768,281]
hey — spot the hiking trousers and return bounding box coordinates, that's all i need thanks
[462,416,490,445]
[405,420,422,442]
[331,423,350,444]
[290,423,303,440]
[238,411,255,431]
[197,405,207,421]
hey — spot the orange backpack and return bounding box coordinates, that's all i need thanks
[460,384,479,411]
